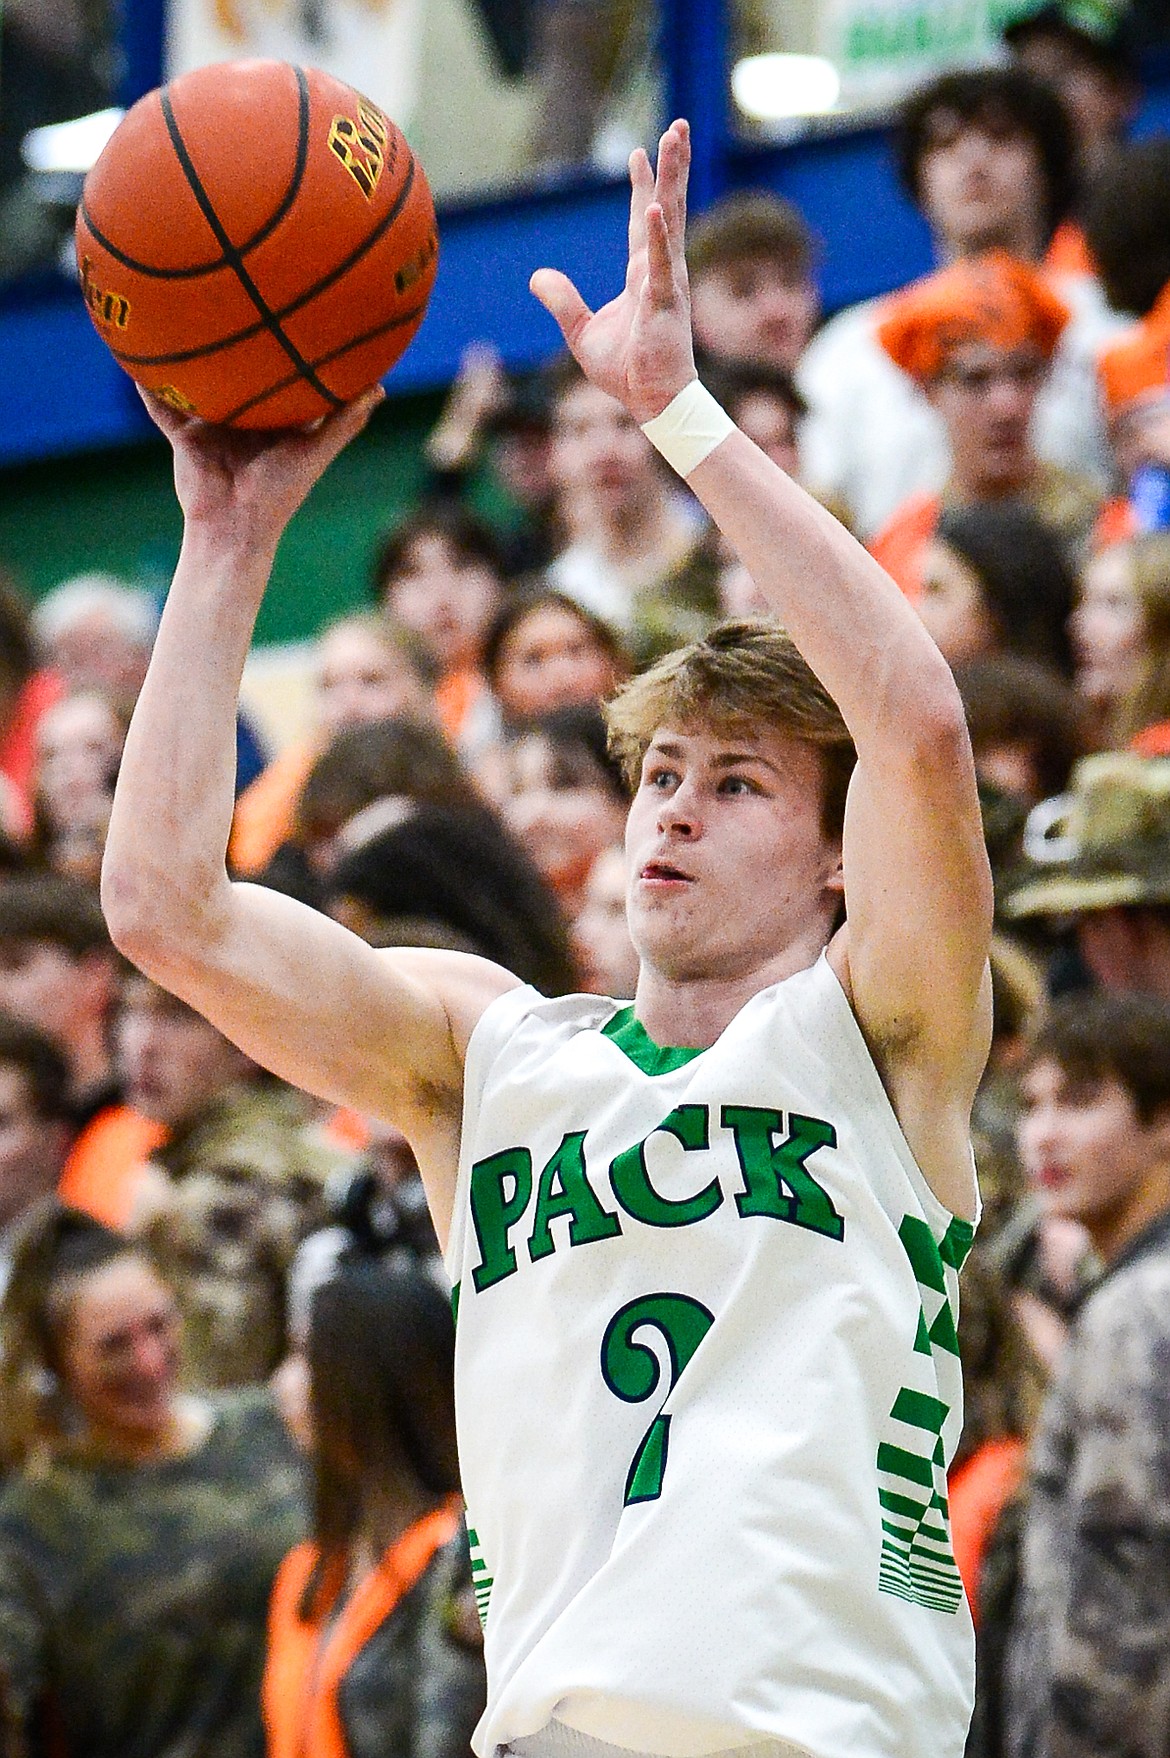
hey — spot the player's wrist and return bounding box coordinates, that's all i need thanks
[641,380,736,479]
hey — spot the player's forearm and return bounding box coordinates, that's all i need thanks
[102,520,273,963]
[688,428,965,757]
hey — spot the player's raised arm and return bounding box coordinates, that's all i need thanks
[101,391,518,1246]
[532,121,991,1215]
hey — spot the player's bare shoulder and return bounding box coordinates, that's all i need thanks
[380,946,523,1046]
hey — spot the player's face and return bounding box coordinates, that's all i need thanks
[624,724,843,985]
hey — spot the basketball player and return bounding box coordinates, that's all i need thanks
[104,121,991,1758]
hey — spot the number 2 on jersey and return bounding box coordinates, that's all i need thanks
[600,1293,714,1505]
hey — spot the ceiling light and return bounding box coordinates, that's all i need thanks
[21,108,124,175]
[732,54,841,120]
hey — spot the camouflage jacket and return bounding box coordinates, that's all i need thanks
[0,1389,305,1758]
[336,1536,486,1758]
[1004,1209,1170,1758]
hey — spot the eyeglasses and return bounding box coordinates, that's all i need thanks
[937,359,1048,395]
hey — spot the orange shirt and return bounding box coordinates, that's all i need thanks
[868,491,941,600]
[58,1104,168,1229]
[229,738,319,876]
[1132,720,1170,757]
[947,1436,1027,1624]
[263,1504,460,1758]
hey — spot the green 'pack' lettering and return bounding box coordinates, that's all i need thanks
[725,1105,845,1240]
[528,1131,622,1261]
[469,1148,533,1291]
[609,1104,722,1227]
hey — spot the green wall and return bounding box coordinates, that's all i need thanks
[0,394,445,646]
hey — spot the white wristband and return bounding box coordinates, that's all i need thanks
[640,379,735,479]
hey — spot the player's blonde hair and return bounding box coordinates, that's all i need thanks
[605,620,856,837]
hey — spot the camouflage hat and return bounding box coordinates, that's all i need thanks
[1004,753,1170,919]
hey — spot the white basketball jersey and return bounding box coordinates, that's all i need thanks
[445,954,976,1758]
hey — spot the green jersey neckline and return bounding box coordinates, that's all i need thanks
[601,1007,707,1076]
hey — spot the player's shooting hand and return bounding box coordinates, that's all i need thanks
[138,385,384,546]
[530,119,697,424]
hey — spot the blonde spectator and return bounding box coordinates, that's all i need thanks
[31,689,127,887]
[230,614,434,878]
[1070,534,1170,753]
[573,845,638,998]
[32,574,157,715]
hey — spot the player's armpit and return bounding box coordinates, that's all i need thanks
[832,710,993,1216]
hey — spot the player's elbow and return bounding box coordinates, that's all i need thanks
[101,846,220,976]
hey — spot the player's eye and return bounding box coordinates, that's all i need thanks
[718,774,756,795]
[646,766,679,789]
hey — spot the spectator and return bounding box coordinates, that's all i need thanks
[0,872,166,1230]
[32,574,157,717]
[0,1201,304,1755]
[30,688,126,886]
[373,505,508,751]
[264,1259,484,1758]
[325,800,579,995]
[688,193,820,375]
[870,254,1100,594]
[1071,533,1170,751]
[705,358,808,481]
[543,359,714,652]
[799,67,1126,537]
[501,705,629,919]
[913,501,1079,676]
[262,715,481,907]
[117,974,343,1386]
[32,574,267,794]
[572,845,638,998]
[1003,2,1139,184]
[1005,752,1170,999]
[230,614,435,878]
[1005,991,1170,1758]
[0,569,61,839]
[482,590,630,729]
[955,655,1084,812]
[424,346,559,575]
[0,1018,72,1296]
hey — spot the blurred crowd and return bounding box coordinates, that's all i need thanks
[2,12,1170,1757]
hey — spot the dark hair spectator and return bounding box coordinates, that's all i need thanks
[954,654,1085,803]
[373,502,507,600]
[1083,137,1170,318]
[327,800,579,994]
[1026,987,1170,1123]
[926,502,1078,676]
[264,1259,483,1758]
[897,66,1078,242]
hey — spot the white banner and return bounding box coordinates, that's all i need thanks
[164,0,424,129]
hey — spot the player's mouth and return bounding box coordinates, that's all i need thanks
[639,859,694,886]
[1032,1162,1070,1191]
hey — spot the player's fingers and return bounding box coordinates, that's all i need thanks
[627,147,655,263]
[530,268,594,349]
[645,204,678,310]
[655,120,690,254]
[137,384,196,442]
[300,385,384,465]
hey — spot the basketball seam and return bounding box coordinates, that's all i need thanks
[79,67,313,282]
[158,84,343,409]
[104,152,424,371]
[218,296,430,424]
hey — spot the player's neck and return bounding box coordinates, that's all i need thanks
[633,933,830,1050]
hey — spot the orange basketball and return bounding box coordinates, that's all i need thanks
[75,60,438,427]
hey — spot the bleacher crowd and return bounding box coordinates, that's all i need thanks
[1,13,1170,1756]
